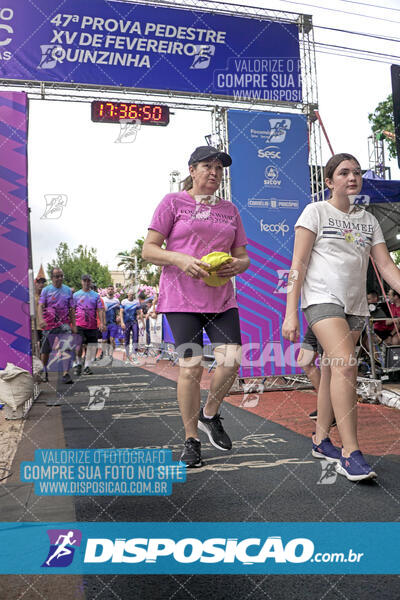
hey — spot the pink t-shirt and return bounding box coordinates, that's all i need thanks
[149,191,247,313]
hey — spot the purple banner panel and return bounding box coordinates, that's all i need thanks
[0,91,31,372]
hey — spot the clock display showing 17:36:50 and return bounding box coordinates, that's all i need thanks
[91,101,170,126]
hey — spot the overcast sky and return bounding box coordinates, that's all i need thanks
[28,0,400,277]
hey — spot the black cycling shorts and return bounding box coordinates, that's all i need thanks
[77,327,98,345]
[40,325,72,355]
[166,308,242,358]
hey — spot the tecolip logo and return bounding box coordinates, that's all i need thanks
[257,146,281,160]
[260,219,289,236]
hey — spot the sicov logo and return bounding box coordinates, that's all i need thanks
[84,536,314,564]
[260,219,289,236]
[264,165,281,187]
[42,529,82,567]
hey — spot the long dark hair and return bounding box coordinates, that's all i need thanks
[325,153,360,198]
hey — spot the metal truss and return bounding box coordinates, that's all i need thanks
[368,134,390,180]
[116,0,301,25]
[210,106,231,202]
[298,13,324,198]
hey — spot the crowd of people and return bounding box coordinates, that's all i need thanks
[34,270,158,385]
[367,288,400,346]
[34,147,400,484]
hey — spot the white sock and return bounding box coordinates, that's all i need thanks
[84,345,97,368]
[202,407,215,419]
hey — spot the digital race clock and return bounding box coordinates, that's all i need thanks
[91,101,170,126]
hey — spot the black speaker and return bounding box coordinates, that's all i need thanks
[385,345,400,369]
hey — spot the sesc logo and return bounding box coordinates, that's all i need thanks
[84,536,314,564]
[260,219,289,236]
[257,146,281,160]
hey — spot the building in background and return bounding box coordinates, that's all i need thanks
[109,270,130,289]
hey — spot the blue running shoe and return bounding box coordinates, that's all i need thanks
[312,436,341,463]
[336,450,377,481]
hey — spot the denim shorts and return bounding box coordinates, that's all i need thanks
[303,303,365,331]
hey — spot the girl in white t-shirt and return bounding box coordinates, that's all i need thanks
[283,153,400,482]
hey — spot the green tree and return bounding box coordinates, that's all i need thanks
[117,236,161,288]
[47,243,113,290]
[392,250,400,266]
[368,94,397,158]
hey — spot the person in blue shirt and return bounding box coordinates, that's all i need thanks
[121,289,141,363]
[101,285,120,359]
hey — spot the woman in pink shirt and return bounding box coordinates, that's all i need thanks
[143,146,250,468]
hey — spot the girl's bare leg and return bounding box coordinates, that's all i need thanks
[312,318,360,456]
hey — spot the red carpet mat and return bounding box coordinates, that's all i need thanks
[138,358,400,457]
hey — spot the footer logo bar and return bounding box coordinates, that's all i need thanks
[0,522,398,574]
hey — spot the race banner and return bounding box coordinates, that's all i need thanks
[149,313,163,346]
[228,110,310,377]
[1,1,301,102]
[0,91,31,372]
[138,322,147,348]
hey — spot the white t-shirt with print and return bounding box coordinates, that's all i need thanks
[295,201,385,315]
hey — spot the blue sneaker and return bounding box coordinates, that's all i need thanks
[312,436,341,463]
[336,450,377,481]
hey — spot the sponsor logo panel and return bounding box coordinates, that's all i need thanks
[247,198,299,210]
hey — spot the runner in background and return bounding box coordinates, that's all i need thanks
[102,285,120,360]
[137,291,147,352]
[73,274,105,375]
[120,289,141,364]
[34,272,47,362]
[116,315,125,353]
[92,283,104,361]
[38,267,76,385]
